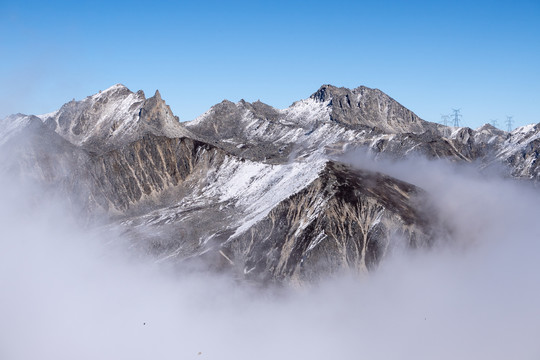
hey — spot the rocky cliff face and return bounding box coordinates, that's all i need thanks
[86,135,227,214]
[1,83,539,282]
[309,85,442,134]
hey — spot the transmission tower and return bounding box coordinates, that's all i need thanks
[440,114,450,126]
[506,116,514,132]
[451,109,462,127]
[490,119,499,128]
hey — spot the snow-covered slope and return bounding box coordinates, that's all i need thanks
[186,85,540,180]
[0,114,35,145]
[2,83,540,282]
[185,86,427,162]
[496,124,540,179]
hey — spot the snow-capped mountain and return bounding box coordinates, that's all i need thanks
[36,84,195,153]
[1,84,538,282]
[185,84,447,162]
[497,124,540,179]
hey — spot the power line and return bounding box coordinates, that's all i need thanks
[490,119,499,128]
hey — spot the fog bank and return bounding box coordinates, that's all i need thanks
[1,155,540,359]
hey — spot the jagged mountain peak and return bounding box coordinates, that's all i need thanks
[89,84,135,100]
[211,98,276,111]
[37,84,146,149]
[0,113,44,146]
[308,84,438,134]
[474,123,508,138]
[136,87,192,140]
[103,83,130,92]
[310,84,356,101]
[185,84,444,163]
[189,83,436,138]
[309,84,338,102]
[5,112,29,119]
[69,84,167,112]
[309,84,382,103]
[1,84,193,153]
[476,123,500,132]
[219,99,240,108]
[190,98,281,128]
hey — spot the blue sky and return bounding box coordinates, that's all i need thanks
[1,0,539,129]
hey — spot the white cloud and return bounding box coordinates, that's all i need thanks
[1,152,540,359]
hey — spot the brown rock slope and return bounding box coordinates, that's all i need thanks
[223,161,436,283]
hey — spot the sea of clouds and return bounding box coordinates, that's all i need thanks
[1,152,539,359]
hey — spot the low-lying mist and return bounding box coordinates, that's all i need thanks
[1,153,540,360]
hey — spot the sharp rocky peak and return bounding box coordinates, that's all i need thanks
[92,83,135,98]
[310,84,348,102]
[306,84,438,134]
[477,123,499,131]
[200,98,280,122]
[475,123,507,135]
[104,83,129,91]
[309,84,379,103]
[25,84,191,153]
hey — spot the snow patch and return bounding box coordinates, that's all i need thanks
[197,153,328,238]
[283,98,331,127]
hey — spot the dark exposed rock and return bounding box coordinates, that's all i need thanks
[86,135,229,214]
[224,161,436,283]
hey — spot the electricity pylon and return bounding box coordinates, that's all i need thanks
[451,109,462,127]
[440,114,450,126]
[506,116,514,132]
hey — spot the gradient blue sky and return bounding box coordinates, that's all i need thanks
[1,0,539,129]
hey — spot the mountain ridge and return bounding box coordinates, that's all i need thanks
[1,83,539,282]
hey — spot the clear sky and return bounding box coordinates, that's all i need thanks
[1,0,539,129]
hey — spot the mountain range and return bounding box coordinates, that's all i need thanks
[1,84,539,283]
